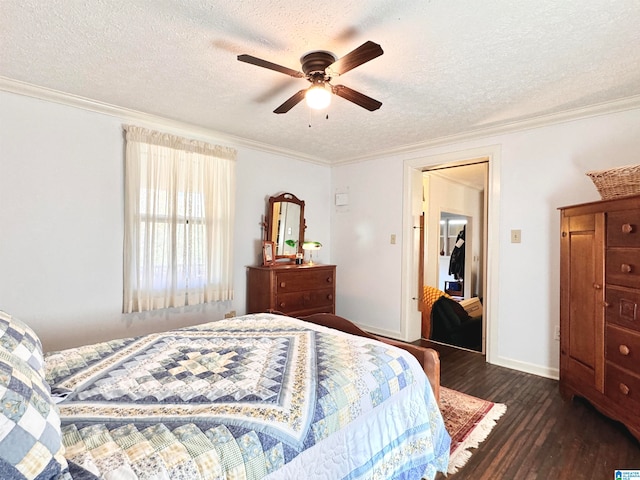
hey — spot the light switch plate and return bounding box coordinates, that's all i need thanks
[511,229,521,243]
[335,193,349,206]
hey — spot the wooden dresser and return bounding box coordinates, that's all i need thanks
[559,194,640,441]
[246,264,336,317]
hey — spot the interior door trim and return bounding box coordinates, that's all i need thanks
[401,144,501,365]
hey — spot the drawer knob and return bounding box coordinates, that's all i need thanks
[593,283,602,290]
[619,383,630,396]
[327,294,333,300]
[326,277,333,283]
[280,282,286,288]
[279,302,286,308]
[621,263,632,274]
[619,344,630,356]
[622,223,634,234]
[604,301,611,308]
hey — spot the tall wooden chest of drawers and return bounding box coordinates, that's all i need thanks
[246,264,336,317]
[559,194,640,441]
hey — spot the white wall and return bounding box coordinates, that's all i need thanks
[0,91,330,351]
[331,157,405,336]
[331,106,640,378]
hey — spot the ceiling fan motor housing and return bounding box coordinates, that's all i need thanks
[300,51,337,83]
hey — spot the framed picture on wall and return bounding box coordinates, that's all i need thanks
[262,241,275,266]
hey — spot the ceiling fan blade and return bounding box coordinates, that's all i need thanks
[331,85,382,111]
[237,54,305,78]
[274,89,308,114]
[327,41,384,76]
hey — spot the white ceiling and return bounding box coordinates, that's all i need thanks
[3,1,640,164]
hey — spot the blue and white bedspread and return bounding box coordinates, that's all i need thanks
[44,313,450,479]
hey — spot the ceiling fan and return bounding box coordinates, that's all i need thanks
[237,41,384,114]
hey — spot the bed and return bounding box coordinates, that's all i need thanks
[0,310,450,480]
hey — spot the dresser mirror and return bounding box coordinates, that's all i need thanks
[266,192,306,261]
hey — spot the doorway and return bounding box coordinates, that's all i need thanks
[400,145,501,364]
[421,164,487,352]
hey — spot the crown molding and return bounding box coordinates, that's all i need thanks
[332,94,640,166]
[4,76,640,168]
[0,77,330,166]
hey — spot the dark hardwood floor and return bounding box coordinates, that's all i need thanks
[413,340,640,479]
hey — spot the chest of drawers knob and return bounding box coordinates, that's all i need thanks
[619,344,631,356]
[619,383,630,396]
[622,223,634,234]
[621,263,632,274]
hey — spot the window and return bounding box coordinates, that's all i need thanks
[123,126,236,313]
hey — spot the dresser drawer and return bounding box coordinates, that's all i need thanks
[275,288,334,313]
[606,248,640,289]
[605,286,640,332]
[606,324,640,372]
[605,362,640,411]
[607,209,640,247]
[275,268,335,293]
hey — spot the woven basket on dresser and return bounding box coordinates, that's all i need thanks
[586,164,640,200]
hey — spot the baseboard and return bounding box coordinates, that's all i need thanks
[491,355,559,380]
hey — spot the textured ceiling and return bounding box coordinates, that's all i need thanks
[2,1,640,164]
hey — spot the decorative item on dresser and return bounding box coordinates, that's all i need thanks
[247,263,336,316]
[559,194,640,441]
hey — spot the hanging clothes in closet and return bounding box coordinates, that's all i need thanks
[448,225,465,280]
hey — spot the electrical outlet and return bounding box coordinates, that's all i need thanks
[224,310,236,319]
[390,234,396,245]
[554,325,560,341]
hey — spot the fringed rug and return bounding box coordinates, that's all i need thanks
[439,387,507,474]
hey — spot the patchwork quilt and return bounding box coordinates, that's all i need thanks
[44,314,450,479]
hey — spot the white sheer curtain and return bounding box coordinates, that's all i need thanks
[123,126,236,313]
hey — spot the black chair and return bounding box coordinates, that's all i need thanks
[430,296,482,351]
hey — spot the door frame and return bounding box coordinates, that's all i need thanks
[400,144,501,364]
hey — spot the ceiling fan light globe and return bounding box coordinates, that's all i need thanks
[305,85,331,110]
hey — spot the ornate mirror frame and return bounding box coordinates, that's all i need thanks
[266,192,306,262]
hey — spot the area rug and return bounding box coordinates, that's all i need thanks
[439,387,507,474]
